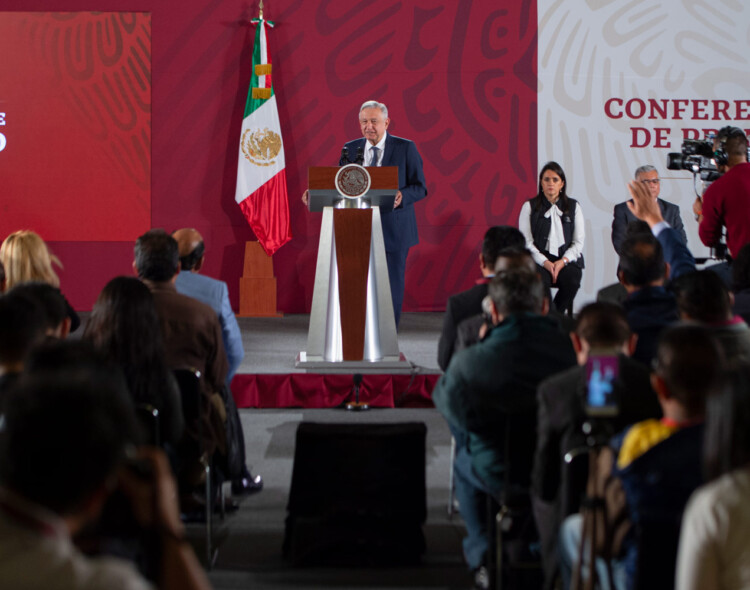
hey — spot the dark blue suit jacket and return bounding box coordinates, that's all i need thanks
[340,134,427,253]
[612,199,686,255]
[657,226,695,281]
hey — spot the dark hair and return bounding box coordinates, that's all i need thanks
[84,276,173,409]
[575,302,631,349]
[624,220,652,240]
[134,229,179,282]
[732,243,750,292]
[488,268,544,316]
[494,248,537,275]
[654,325,723,417]
[179,240,205,271]
[704,365,750,481]
[0,292,47,365]
[673,270,732,323]
[0,343,137,514]
[481,226,525,268]
[717,126,748,160]
[533,161,569,213]
[618,233,666,287]
[5,281,68,332]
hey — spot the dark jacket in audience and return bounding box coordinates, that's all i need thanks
[437,280,489,371]
[532,354,661,584]
[623,287,680,366]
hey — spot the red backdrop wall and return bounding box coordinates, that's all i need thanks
[1,1,537,313]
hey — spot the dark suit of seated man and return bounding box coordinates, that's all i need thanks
[612,165,687,256]
[437,226,525,371]
[432,265,576,582]
[338,100,427,327]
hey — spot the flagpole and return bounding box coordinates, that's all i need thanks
[236,0,289,316]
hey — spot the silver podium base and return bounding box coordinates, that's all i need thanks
[295,351,413,373]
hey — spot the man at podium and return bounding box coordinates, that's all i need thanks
[338,100,427,326]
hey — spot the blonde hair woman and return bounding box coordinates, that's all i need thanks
[0,230,61,290]
[0,230,79,332]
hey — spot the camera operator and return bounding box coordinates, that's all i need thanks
[692,126,750,282]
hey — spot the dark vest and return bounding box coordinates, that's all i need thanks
[528,197,585,269]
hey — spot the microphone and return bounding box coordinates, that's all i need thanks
[339,146,349,166]
[355,145,364,165]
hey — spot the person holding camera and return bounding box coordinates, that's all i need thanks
[693,126,750,279]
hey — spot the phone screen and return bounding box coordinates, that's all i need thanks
[585,354,620,416]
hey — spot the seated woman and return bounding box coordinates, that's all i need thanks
[83,276,184,447]
[0,229,80,331]
[676,365,750,590]
[518,161,584,313]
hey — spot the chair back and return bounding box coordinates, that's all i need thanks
[284,421,427,565]
[135,403,160,447]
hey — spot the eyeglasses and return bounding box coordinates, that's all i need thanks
[641,178,660,185]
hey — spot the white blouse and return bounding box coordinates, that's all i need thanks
[676,467,750,590]
[518,200,585,267]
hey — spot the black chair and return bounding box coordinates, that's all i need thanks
[135,403,160,447]
[486,413,544,590]
[634,518,681,590]
[173,368,221,569]
[283,421,427,566]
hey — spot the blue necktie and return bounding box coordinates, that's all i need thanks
[369,146,379,167]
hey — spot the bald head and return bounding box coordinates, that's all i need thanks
[172,228,205,271]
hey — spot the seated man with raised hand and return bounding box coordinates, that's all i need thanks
[432,267,576,586]
[612,165,686,256]
[613,179,697,366]
[437,226,525,371]
[532,302,661,587]
[0,348,213,590]
[558,324,723,590]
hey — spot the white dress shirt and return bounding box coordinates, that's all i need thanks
[518,200,585,267]
[366,132,387,167]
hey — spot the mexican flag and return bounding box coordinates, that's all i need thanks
[234,17,291,256]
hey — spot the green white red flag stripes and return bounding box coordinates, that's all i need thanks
[234,17,291,256]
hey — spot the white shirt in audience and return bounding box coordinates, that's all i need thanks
[676,467,750,590]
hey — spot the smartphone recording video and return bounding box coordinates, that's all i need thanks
[585,354,620,417]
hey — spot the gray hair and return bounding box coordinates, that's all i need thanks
[359,100,388,118]
[634,164,657,179]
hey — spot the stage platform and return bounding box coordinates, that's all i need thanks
[229,312,444,409]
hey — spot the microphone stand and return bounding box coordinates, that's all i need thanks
[345,373,369,411]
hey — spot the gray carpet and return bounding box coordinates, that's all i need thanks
[235,312,445,374]
[202,408,470,590]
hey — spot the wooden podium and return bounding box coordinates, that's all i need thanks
[237,241,283,317]
[296,165,410,371]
